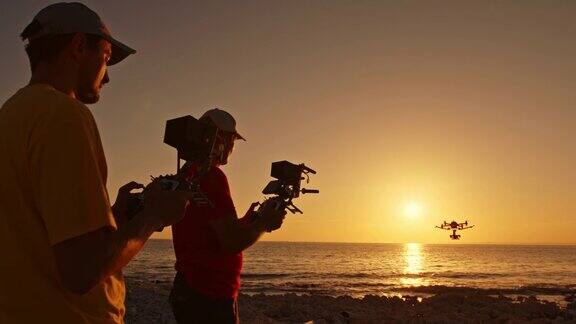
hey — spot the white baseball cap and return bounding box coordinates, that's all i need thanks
[21,2,136,65]
[201,108,246,141]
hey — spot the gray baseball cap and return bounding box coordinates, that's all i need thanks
[21,2,136,65]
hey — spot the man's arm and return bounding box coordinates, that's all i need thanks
[210,214,267,254]
[210,199,286,254]
[53,189,191,295]
[53,209,159,294]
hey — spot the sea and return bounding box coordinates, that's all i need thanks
[124,240,575,300]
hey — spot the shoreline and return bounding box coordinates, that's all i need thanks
[124,277,576,323]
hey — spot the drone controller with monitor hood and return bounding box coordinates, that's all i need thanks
[260,161,319,214]
[126,115,221,218]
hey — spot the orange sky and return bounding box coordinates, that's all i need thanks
[1,1,575,243]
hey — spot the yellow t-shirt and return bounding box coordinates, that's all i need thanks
[0,84,125,323]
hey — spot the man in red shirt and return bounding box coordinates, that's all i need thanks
[169,108,286,324]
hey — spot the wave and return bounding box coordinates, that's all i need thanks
[242,283,576,297]
[241,273,291,279]
[241,271,512,281]
[392,284,576,296]
[420,271,511,279]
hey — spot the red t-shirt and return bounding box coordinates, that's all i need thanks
[172,165,242,299]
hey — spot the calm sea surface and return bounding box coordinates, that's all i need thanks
[124,240,575,297]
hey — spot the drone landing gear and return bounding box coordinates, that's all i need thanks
[450,230,461,240]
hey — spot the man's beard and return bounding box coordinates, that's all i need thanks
[77,85,100,104]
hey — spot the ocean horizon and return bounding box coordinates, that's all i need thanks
[149,238,576,245]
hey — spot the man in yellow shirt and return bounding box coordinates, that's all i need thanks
[0,3,193,323]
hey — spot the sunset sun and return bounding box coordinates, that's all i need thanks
[404,202,422,218]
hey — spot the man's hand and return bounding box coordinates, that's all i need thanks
[141,181,193,229]
[111,181,144,227]
[256,198,287,232]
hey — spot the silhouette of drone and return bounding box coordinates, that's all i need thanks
[435,220,474,240]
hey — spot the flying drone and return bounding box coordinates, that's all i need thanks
[435,220,474,240]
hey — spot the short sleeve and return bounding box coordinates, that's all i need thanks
[29,108,116,246]
[204,168,236,220]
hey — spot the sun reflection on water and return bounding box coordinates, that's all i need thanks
[400,243,428,286]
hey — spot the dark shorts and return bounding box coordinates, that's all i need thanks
[169,272,239,324]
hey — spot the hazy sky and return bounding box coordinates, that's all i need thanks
[1,0,575,244]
